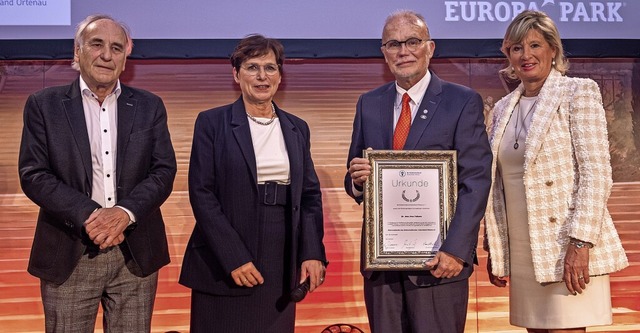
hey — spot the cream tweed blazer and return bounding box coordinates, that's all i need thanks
[484,69,628,283]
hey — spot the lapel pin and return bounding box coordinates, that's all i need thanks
[422,109,428,114]
[420,115,427,120]
[126,103,134,106]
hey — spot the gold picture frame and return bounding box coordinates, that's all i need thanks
[363,150,457,270]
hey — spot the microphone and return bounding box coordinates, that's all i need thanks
[289,277,310,302]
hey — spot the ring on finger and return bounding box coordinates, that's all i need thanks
[578,276,584,280]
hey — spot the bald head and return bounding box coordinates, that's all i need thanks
[382,10,430,41]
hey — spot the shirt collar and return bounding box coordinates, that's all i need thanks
[79,76,122,100]
[395,70,432,105]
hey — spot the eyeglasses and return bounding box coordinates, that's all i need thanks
[381,38,426,53]
[241,63,280,76]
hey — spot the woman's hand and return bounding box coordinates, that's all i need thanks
[486,255,508,287]
[563,241,591,295]
[231,262,264,287]
[300,260,326,292]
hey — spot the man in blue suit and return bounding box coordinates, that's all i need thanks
[344,10,492,333]
[18,14,176,332]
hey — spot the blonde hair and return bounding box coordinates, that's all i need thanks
[500,10,568,79]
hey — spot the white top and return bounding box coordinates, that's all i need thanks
[248,117,290,184]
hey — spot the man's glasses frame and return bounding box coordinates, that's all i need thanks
[381,38,428,53]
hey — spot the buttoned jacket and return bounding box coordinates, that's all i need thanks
[484,69,628,283]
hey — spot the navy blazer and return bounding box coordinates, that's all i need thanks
[18,78,177,284]
[179,97,326,296]
[344,72,492,286]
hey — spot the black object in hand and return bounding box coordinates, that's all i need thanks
[290,277,310,302]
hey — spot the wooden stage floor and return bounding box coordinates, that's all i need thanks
[0,59,638,332]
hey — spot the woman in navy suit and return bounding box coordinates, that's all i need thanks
[179,34,327,332]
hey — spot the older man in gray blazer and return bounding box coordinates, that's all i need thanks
[18,14,176,332]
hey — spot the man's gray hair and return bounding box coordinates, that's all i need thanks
[383,10,431,39]
[71,14,133,71]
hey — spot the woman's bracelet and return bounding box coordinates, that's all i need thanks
[569,238,594,249]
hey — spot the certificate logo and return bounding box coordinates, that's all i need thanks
[398,170,422,177]
[401,189,421,202]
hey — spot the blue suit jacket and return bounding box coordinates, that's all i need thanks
[19,78,177,284]
[344,72,492,286]
[179,97,326,296]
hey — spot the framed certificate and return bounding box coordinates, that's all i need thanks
[363,150,457,271]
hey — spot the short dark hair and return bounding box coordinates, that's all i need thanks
[230,34,285,74]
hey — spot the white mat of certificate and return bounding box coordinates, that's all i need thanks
[381,168,442,253]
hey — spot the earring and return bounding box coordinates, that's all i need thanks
[511,66,514,71]
[552,60,556,66]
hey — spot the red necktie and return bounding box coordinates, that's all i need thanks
[393,93,411,150]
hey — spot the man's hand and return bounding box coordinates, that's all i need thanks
[231,262,264,287]
[349,156,372,188]
[84,207,130,249]
[424,251,464,279]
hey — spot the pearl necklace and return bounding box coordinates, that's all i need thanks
[513,99,537,150]
[246,103,277,126]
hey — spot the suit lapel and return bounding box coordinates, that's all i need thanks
[231,98,258,185]
[116,85,136,181]
[379,85,396,149]
[490,87,523,159]
[404,72,442,150]
[277,105,302,195]
[63,79,93,185]
[523,70,565,170]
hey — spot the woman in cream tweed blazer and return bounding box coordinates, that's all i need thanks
[484,68,628,283]
[484,10,627,331]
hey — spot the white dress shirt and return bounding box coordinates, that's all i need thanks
[79,77,135,222]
